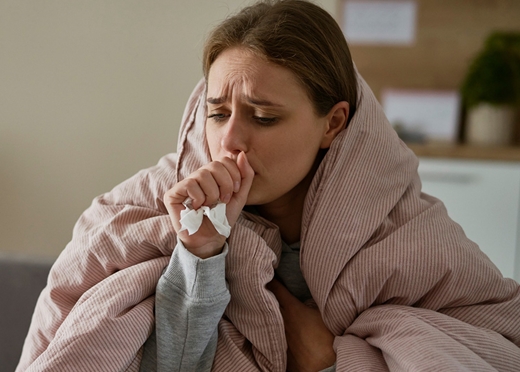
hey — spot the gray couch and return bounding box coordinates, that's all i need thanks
[0,254,54,372]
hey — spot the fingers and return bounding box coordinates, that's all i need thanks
[164,158,242,210]
[304,298,319,309]
[267,278,301,311]
[163,152,255,242]
[218,157,243,199]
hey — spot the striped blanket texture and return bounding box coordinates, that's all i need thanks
[17,73,520,371]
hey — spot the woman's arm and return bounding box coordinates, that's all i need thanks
[140,240,230,372]
[267,278,336,372]
[141,152,253,371]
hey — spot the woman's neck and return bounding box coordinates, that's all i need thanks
[256,193,305,244]
[256,154,323,244]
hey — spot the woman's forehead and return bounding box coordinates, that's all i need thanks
[206,48,307,105]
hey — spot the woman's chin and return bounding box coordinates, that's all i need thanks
[244,189,269,207]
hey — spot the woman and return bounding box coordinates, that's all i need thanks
[17,1,520,371]
[139,2,356,370]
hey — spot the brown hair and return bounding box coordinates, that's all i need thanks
[203,0,357,122]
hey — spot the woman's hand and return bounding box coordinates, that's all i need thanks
[267,278,336,372]
[164,151,254,258]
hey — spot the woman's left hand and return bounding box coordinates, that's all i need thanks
[267,278,336,372]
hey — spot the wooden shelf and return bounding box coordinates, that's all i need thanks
[407,143,520,162]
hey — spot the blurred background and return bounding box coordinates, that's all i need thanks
[1,0,519,274]
[0,0,273,260]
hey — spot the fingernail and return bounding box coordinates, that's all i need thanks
[234,181,240,193]
[241,151,249,164]
[223,193,231,203]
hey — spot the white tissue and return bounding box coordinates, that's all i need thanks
[179,202,231,237]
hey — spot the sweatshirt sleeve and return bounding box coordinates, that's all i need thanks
[140,239,230,372]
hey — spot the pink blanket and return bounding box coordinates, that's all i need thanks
[17,74,520,371]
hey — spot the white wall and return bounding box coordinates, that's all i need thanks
[0,0,337,258]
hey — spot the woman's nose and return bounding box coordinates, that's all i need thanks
[220,114,248,155]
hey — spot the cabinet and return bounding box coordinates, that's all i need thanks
[417,158,520,281]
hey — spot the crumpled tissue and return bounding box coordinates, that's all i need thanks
[179,200,231,237]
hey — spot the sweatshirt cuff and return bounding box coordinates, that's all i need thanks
[162,237,228,299]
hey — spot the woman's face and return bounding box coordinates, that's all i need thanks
[205,47,335,208]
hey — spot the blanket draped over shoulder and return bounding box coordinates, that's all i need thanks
[17,73,520,371]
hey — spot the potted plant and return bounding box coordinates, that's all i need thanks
[461,32,520,146]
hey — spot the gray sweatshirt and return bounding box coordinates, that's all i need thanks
[140,240,335,372]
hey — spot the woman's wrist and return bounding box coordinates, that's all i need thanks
[180,236,226,259]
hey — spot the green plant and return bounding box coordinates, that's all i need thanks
[461,32,520,109]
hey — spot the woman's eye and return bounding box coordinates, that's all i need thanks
[207,113,228,122]
[253,116,277,126]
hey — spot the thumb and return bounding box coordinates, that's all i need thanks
[234,151,255,204]
[225,151,254,227]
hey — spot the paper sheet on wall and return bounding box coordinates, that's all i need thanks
[382,89,461,143]
[342,0,417,46]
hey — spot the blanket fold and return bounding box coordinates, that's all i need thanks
[16,71,520,371]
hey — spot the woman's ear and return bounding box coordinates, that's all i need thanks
[320,101,349,149]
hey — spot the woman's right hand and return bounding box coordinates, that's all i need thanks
[164,151,254,259]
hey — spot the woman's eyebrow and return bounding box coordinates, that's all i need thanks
[206,95,283,107]
[246,96,283,107]
[207,96,227,104]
